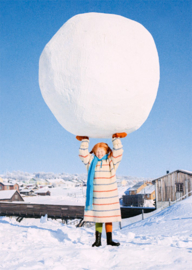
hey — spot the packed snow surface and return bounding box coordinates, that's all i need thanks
[22,186,130,205]
[1,195,192,269]
[39,12,160,138]
[24,187,86,205]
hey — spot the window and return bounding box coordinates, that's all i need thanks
[0,186,2,190]
[176,183,183,192]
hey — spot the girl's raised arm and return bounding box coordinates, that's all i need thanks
[110,133,126,171]
[111,138,123,171]
[77,136,93,171]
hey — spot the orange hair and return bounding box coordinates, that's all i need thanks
[90,142,112,158]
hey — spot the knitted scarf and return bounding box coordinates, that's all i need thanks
[85,154,108,211]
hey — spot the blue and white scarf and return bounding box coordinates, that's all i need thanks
[85,154,108,211]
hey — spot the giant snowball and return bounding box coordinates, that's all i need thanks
[39,13,160,138]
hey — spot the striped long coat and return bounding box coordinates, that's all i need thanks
[79,138,123,223]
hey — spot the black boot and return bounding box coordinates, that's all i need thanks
[92,231,102,247]
[106,232,120,246]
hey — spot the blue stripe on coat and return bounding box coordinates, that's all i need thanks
[114,161,121,166]
[79,147,88,150]
[113,147,123,151]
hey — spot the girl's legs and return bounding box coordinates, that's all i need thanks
[92,223,103,247]
[96,222,103,233]
[105,222,112,233]
[105,222,120,246]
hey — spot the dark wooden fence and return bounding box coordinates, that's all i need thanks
[0,203,84,220]
[121,206,155,219]
[0,202,155,221]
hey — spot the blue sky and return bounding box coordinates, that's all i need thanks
[0,0,191,178]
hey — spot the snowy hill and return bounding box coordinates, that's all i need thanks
[0,195,191,269]
[0,170,150,184]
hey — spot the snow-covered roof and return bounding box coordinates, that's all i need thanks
[138,185,155,194]
[20,189,34,192]
[25,185,36,189]
[0,190,16,199]
[124,187,131,195]
[129,181,145,191]
[0,182,18,186]
[178,169,192,174]
[152,169,192,182]
[29,178,37,181]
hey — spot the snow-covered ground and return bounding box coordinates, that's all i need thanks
[23,186,86,206]
[0,195,192,269]
[22,186,129,206]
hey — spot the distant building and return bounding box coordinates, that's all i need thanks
[152,170,192,208]
[123,194,144,207]
[28,178,37,184]
[47,178,65,187]
[0,190,24,202]
[35,190,51,196]
[20,189,35,196]
[63,181,76,188]
[121,180,127,186]
[25,184,36,189]
[122,181,155,207]
[138,184,155,200]
[36,179,50,186]
[0,182,19,191]
[124,187,131,195]
[129,181,149,195]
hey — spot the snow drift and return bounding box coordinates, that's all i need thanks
[1,193,192,269]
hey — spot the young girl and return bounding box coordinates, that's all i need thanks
[76,132,127,247]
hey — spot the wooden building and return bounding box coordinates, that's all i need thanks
[129,181,148,195]
[35,190,51,196]
[138,184,155,200]
[123,182,155,207]
[20,189,35,196]
[128,181,155,199]
[0,190,24,202]
[122,194,144,207]
[0,182,19,191]
[152,170,192,208]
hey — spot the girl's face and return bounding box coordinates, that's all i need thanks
[95,147,107,159]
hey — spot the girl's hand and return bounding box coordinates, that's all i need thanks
[112,132,127,138]
[76,135,89,141]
